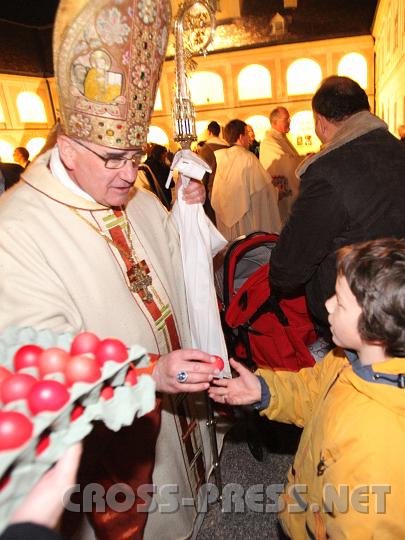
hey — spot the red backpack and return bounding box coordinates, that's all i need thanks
[219,232,316,371]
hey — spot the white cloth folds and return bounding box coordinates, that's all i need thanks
[171,150,230,377]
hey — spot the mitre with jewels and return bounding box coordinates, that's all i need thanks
[53,0,171,150]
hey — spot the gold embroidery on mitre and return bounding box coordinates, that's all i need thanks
[53,0,171,150]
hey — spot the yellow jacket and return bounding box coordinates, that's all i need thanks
[258,348,405,539]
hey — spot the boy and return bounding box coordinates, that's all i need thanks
[209,238,405,539]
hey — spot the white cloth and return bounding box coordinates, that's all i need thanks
[171,150,230,376]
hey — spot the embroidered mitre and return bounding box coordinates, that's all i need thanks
[53,0,171,150]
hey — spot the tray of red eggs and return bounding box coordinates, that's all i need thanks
[0,326,156,531]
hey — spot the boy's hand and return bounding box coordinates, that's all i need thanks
[208,358,262,405]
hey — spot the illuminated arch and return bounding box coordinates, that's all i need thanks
[189,71,224,105]
[147,126,169,145]
[0,103,5,123]
[0,140,15,162]
[154,88,162,111]
[289,110,321,154]
[338,53,368,89]
[287,59,322,95]
[26,137,46,159]
[238,65,272,100]
[245,115,270,142]
[16,91,47,123]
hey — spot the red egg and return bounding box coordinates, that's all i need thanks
[70,404,85,422]
[35,432,51,456]
[212,356,225,371]
[65,355,101,386]
[38,348,70,377]
[95,338,128,365]
[27,380,69,415]
[0,411,33,451]
[0,366,12,388]
[125,368,138,386]
[100,386,114,400]
[13,344,43,371]
[1,373,37,404]
[70,332,100,356]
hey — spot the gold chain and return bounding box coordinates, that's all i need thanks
[70,208,166,305]
[70,207,139,264]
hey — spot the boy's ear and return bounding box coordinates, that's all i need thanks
[57,135,78,170]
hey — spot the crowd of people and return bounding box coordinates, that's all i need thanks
[1,0,405,539]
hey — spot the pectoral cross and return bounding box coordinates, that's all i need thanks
[127,260,153,303]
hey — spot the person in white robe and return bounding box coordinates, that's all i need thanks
[260,107,304,224]
[211,119,281,241]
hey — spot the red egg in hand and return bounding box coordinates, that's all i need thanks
[65,355,101,386]
[95,338,128,365]
[1,373,37,404]
[70,332,100,356]
[0,411,33,451]
[38,347,70,377]
[212,356,225,371]
[13,344,43,371]
[28,380,69,415]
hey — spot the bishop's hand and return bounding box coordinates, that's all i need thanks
[152,349,218,393]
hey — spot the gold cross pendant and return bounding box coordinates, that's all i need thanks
[127,260,153,303]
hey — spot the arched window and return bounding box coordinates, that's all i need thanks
[245,115,270,142]
[287,59,322,95]
[154,88,162,111]
[289,111,321,154]
[238,65,272,100]
[196,120,209,140]
[26,137,46,159]
[147,126,169,146]
[16,92,47,123]
[338,53,368,89]
[189,72,224,105]
[0,140,14,162]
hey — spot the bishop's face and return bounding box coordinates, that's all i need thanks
[60,137,143,207]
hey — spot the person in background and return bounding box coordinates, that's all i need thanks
[260,107,303,225]
[246,124,260,158]
[210,237,405,540]
[211,119,281,241]
[136,143,173,209]
[13,147,30,169]
[270,76,405,333]
[198,120,229,224]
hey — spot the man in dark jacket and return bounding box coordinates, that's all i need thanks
[270,76,405,331]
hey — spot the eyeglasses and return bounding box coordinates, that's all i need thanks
[73,139,141,169]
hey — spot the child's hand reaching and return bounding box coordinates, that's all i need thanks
[208,358,262,405]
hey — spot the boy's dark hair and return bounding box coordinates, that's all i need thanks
[312,75,370,122]
[337,238,405,357]
[207,121,220,137]
[224,119,246,145]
